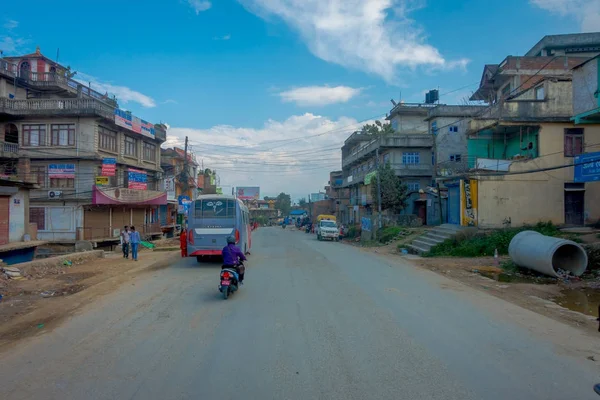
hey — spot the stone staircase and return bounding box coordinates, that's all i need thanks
[407,224,464,255]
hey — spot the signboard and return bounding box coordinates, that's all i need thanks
[114,109,155,138]
[48,164,75,179]
[165,177,176,201]
[128,168,147,190]
[574,151,600,182]
[236,186,260,200]
[460,179,478,227]
[216,187,223,195]
[102,158,116,176]
[95,176,109,186]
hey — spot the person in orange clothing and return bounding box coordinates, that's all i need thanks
[179,228,188,257]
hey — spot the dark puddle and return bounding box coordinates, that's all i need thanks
[552,288,600,317]
[478,271,555,284]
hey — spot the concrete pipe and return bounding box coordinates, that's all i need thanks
[508,230,588,278]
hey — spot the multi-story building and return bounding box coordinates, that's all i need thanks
[0,47,167,241]
[341,103,434,224]
[161,147,199,227]
[441,51,600,227]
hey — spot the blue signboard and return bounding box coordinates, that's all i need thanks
[574,151,600,182]
[361,217,372,232]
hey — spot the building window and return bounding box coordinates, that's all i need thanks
[49,178,74,188]
[448,126,458,133]
[124,136,137,157]
[31,165,46,186]
[535,85,545,100]
[391,119,398,131]
[383,153,390,164]
[30,207,45,230]
[406,182,420,192]
[501,84,511,98]
[98,126,117,152]
[450,154,462,162]
[51,124,75,146]
[402,152,420,164]
[432,151,435,165]
[564,128,584,157]
[432,121,438,135]
[143,142,156,161]
[22,124,46,146]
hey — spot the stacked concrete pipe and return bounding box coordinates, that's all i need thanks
[508,230,588,278]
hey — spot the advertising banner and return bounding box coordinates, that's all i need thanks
[236,186,260,200]
[48,164,75,179]
[92,186,166,205]
[128,168,147,190]
[165,177,176,201]
[114,109,155,139]
[101,158,116,176]
[460,179,478,227]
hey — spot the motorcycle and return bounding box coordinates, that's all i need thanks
[219,261,244,300]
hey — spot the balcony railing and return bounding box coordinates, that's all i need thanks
[2,142,19,153]
[343,135,433,168]
[0,98,115,120]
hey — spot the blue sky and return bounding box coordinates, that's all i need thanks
[1,0,596,200]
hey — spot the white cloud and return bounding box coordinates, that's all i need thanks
[213,34,232,40]
[76,72,156,108]
[531,0,600,32]
[164,113,374,199]
[238,0,469,83]
[162,99,178,105]
[279,85,362,106]
[3,20,18,30]
[188,0,212,14]
[0,36,27,54]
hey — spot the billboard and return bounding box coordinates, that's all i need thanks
[236,186,260,200]
[114,109,155,139]
[48,164,75,179]
[165,177,176,201]
[574,151,600,182]
[460,179,478,227]
[128,168,147,190]
[101,158,116,176]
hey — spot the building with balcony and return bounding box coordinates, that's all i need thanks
[0,48,167,241]
[572,55,600,125]
[341,112,434,224]
[443,50,600,228]
[161,147,199,229]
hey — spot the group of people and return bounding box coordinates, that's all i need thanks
[119,226,142,261]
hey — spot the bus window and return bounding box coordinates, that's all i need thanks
[195,199,236,218]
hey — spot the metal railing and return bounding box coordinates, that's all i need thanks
[0,98,115,119]
[2,143,18,153]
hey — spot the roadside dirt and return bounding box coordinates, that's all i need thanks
[353,242,600,335]
[0,249,180,349]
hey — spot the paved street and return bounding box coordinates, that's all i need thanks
[1,227,599,400]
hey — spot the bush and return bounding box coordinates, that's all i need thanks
[377,226,404,243]
[584,244,600,272]
[426,221,561,257]
[346,226,358,239]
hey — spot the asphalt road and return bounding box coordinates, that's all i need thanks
[1,227,599,400]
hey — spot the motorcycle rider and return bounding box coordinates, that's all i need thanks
[222,235,247,284]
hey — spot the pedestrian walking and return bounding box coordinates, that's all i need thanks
[130,226,141,261]
[179,228,188,257]
[120,225,130,259]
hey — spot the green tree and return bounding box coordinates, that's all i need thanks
[298,198,307,207]
[275,192,292,215]
[360,120,395,136]
[371,162,408,213]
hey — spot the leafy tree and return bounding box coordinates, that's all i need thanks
[298,198,307,207]
[275,192,292,216]
[371,162,408,213]
[360,120,395,136]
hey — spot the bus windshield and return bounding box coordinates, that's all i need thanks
[194,199,236,219]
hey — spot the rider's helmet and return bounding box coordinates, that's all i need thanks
[226,235,236,244]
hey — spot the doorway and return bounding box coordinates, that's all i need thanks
[564,184,584,226]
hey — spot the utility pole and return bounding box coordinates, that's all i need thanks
[375,148,382,230]
[182,136,189,195]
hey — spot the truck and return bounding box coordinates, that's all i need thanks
[316,216,339,241]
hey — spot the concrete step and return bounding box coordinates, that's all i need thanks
[412,239,435,250]
[414,237,441,248]
[439,223,463,231]
[433,226,463,236]
[407,244,429,255]
[423,232,451,242]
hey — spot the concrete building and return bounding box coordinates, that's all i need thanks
[0,48,167,242]
[341,104,434,224]
[444,54,600,228]
[161,147,199,228]
[525,33,600,58]
[572,55,600,124]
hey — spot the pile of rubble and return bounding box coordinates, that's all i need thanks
[1,262,24,280]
